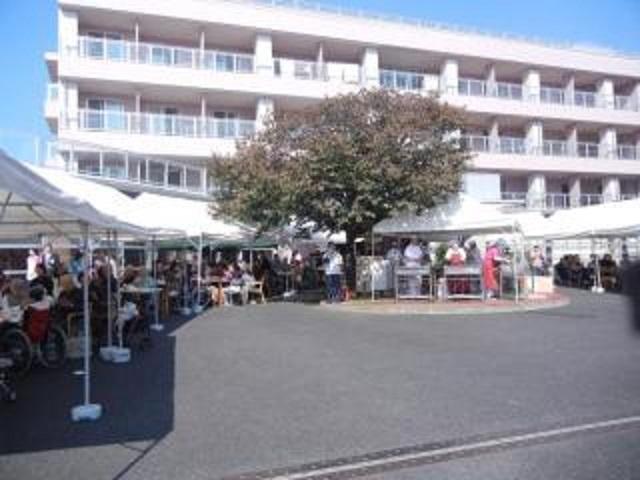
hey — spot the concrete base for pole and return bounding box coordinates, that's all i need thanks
[99,346,131,363]
[71,403,103,422]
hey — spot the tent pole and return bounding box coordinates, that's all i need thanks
[106,229,112,348]
[71,223,102,421]
[151,235,164,331]
[194,233,204,313]
[114,230,123,349]
[513,223,519,303]
[371,231,375,302]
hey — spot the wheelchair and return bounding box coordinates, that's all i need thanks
[0,305,67,377]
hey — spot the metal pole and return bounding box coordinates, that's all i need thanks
[106,230,113,348]
[513,224,519,303]
[195,233,203,313]
[150,236,163,330]
[71,223,102,421]
[370,231,375,301]
[83,225,91,406]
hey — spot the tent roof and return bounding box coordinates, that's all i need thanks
[373,195,516,239]
[0,151,149,239]
[512,198,640,239]
[128,192,255,242]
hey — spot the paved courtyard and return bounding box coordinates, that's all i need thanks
[1,289,640,480]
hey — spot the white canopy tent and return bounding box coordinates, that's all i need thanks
[372,195,522,302]
[127,193,256,312]
[512,198,640,240]
[373,194,518,239]
[0,150,157,422]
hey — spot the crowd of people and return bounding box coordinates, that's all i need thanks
[554,253,631,291]
[384,237,516,299]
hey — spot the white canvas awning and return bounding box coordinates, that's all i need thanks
[0,151,149,239]
[373,195,518,239]
[128,192,255,243]
[512,198,640,240]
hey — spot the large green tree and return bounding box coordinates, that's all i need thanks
[210,88,470,288]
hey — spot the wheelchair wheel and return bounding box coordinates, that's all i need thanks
[39,325,67,369]
[0,327,33,377]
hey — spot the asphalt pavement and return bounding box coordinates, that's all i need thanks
[1,289,639,480]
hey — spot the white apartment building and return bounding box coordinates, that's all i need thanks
[45,0,640,209]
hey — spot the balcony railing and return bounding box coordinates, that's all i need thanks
[78,109,256,139]
[617,145,638,160]
[461,135,526,154]
[458,78,487,97]
[540,86,565,105]
[379,69,424,91]
[502,193,607,210]
[501,192,527,202]
[498,136,526,154]
[577,142,599,158]
[493,81,523,101]
[615,95,632,111]
[542,140,568,157]
[460,134,490,152]
[77,36,255,74]
[574,90,597,108]
[273,58,328,81]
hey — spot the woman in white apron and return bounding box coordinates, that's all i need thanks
[403,237,424,296]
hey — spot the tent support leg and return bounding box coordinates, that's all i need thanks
[150,236,164,331]
[71,223,102,422]
[370,232,375,302]
[194,234,204,314]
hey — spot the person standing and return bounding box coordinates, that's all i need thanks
[483,241,505,299]
[26,249,40,282]
[403,237,425,296]
[529,245,546,276]
[323,243,344,303]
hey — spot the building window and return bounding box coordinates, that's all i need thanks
[103,152,126,179]
[127,155,145,182]
[86,31,124,60]
[148,161,165,185]
[167,165,183,188]
[215,53,234,72]
[236,56,254,73]
[76,151,101,176]
[186,168,202,191]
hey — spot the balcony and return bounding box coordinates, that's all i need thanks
[461,135,526,154]
[615,95,635,111]
[576,142,599,158]
[77,36,255,74]
[501,192,605,210]
[617,145,639,160]
[380,69,425,92]
[573,90,597,108]
[540,86,565,105]
[77,109,256,139]
[458,78,524,101]
[463,135,640,167]
[273,58,327,81]
[542,140,568,157]
[498,136,526,154]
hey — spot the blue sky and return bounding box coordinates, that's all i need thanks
[0,0,639,162]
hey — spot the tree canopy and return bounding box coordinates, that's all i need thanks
[210,88,470,246]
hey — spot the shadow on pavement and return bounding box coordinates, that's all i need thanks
[0,313,196,455]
